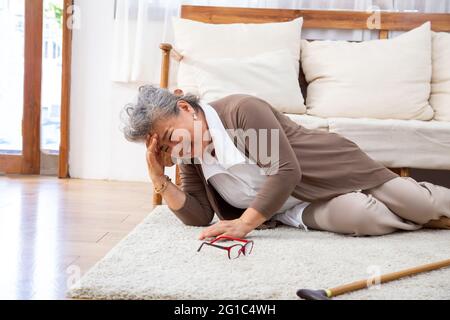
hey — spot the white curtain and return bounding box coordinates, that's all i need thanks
[111,0,450,84]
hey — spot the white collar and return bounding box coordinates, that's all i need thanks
[198,100,247,169]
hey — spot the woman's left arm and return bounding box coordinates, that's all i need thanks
[198,95,302,239]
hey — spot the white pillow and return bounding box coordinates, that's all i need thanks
[172,17,303,96]
[430,31,450,121]
[301,22,434,120]
[193,49,306,114]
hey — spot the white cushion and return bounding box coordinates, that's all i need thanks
[328,117,450,170]
[285,113,329,131]
[172,17,303,96]
[301,22,434,120]
[194,50,305,114]
[431,32,450,121]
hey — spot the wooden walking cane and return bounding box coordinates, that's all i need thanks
[297,258,450,300]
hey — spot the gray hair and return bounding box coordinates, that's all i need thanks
[121,85,201,143]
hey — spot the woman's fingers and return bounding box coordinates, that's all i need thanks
[146,139,154,159]
[198,222,227,240]
[146,135,161,167]
[146,133,157,147]
[147,135,159,154]
[149,135,158,153]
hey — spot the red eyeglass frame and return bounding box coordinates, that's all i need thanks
[197,235,254,259]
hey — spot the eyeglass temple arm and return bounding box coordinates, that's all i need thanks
[197,242,229,252]
[211,235,249,244]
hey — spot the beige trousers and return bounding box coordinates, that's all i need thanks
[302,177,450,236]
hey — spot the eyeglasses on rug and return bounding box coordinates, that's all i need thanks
[197,235,254,259]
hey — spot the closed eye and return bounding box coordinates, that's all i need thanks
[159,144,169,152]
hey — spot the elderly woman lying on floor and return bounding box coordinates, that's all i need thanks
[122,85,450,240]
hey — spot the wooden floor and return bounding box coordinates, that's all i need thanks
[0,175,154,299]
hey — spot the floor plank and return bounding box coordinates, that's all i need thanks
[0,175,154,300]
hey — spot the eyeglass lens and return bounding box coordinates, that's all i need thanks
[229,245,243,259]
[244,241,254,255]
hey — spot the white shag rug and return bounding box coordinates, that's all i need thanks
[67,205,450,300]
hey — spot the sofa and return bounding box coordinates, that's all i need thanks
[154,5,450,205]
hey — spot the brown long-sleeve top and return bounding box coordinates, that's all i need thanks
[169,94,398,228]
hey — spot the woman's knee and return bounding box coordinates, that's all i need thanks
[371,177,440,224]
[329,192,397,236]
[402,178,439,213]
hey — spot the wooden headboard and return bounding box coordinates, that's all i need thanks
[180,5,450,32]
[154,5,450,205]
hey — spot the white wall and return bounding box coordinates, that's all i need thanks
[70,0,174,182]
[69,0,450,190]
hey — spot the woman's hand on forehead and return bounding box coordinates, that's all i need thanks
[146,133,158,148]
[145,134,151,148]
[149,132,171,153]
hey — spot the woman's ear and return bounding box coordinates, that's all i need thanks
[177,100,193,113]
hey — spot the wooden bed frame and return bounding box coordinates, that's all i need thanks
[154,5,450,205]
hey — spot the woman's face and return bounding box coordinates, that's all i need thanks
[150,100,211,163]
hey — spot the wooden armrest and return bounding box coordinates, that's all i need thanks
[159,43,183,62]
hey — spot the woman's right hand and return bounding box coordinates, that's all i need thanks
[146,134,165,181]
